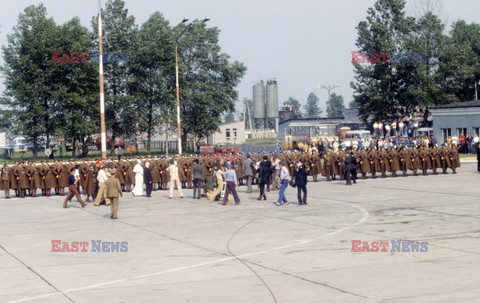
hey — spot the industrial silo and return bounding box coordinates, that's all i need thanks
[253,81,265,129]
[266,78,279,131]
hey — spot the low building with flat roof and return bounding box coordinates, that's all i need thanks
[430,100,480,143]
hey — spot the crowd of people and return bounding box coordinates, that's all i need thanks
[0,139,472,217]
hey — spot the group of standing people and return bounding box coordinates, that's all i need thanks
[0,141,471,215]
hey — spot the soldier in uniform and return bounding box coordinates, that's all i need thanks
[419,146,431,176]
[358,147,370,179]
[10,162,19,197]
[323,150,333,181]
[84,163,97,201]
[45,162,57,196]
[398,146,409,176]
[335,151,345,181]
[368,148,378,179]
[59,161,70,196]
[26,162,40,197]
[408,146,419,176]
[15,163,29,198]
[438,145,449,174]
[159,158,168,190]
[78,160,89,193]
[178,159,187,189]
[387,147,399,177]
[127,160,135,191]
[448,145,460,174]
[151,160,161,191]
[377,147,389,178]
[309,154,319,182]
[430,145,441,175]
[1,163,11,199]
[52,160,63,195]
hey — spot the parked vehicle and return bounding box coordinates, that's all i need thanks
[13,136,28,153]
[414,127,433,137]
[341,130,372,148]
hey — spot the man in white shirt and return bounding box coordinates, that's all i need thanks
[398,121,404,137]
[132,160,144,196]
[45,148,52,159]
[94,165,110,206]
[167,159,183,199]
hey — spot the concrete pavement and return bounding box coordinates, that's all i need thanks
[0,163,479,303]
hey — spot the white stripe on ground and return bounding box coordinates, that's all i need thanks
[8,200,369,303]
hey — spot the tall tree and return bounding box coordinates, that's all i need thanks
[176,21,246,149]
[399,12,447,123]
[283,97,302,118]
[128,12,175,152]
[54,17,99,157]
[437,21,480,103]
[303,92,322,118]
[1,4,60,159]
[327,93,346,118]
[350,0,415,123]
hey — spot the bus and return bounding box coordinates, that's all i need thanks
[284,123,338,149]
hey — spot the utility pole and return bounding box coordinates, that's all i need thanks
[175,17,210,155]
[475,81,478,100]
[98,0,107,160]
[243,98,253,131]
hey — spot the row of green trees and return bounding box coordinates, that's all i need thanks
[283,93,346,119]
[1,0,246,158]
[351,0,480,123]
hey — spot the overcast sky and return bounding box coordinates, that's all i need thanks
[1,0,479,116]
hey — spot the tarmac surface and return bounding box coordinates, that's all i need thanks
[0,163,479,303]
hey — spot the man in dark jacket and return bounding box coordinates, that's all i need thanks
[350,151,358,184]
[192,159,203,199]
[144,162,153,198]
[477,142,480,172]
[257,162,269,201]
[294,162,308,205]
[344,151,355,185]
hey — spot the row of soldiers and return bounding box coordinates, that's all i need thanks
[0,144,461,199]
[299,144,460,181]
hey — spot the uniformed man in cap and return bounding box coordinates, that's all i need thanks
[368,148,378,179]
[105,168,122,219]
[438,144,449,174]
[387,146,399,177]
[398,146,410,176]
[1,163,11,199]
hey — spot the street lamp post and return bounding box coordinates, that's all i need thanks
[317,84,339,102]
[316,84,339,117]
[175,17,209,155]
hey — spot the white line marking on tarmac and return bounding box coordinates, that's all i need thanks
[9,200,369,303]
